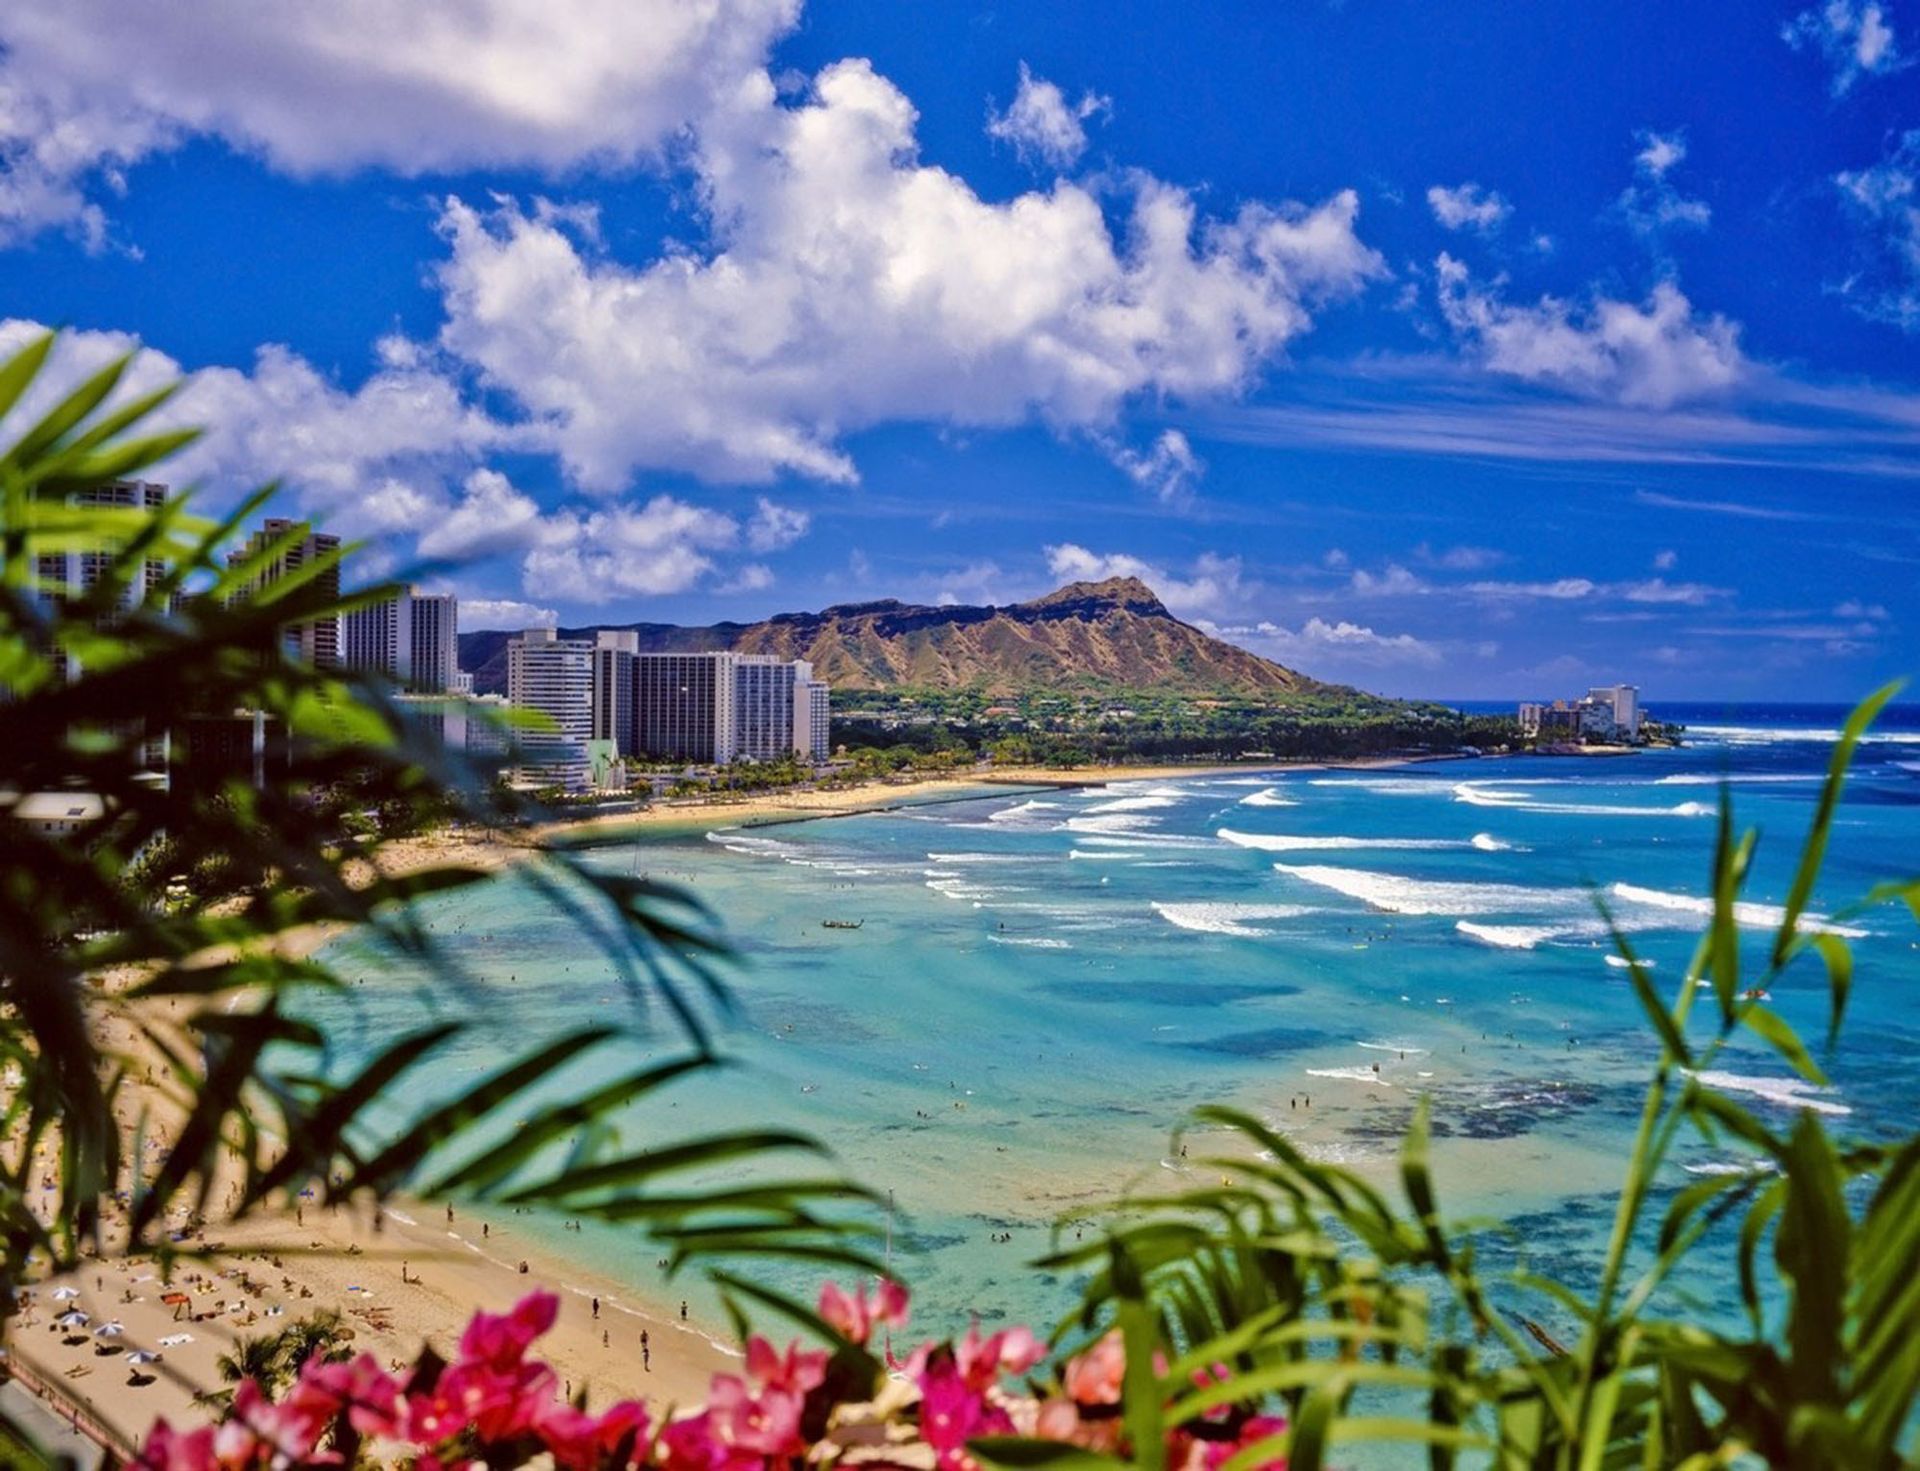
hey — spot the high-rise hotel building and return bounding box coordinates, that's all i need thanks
[33,479,173,683]
[592,630,639,756]
[506,627,596,787]
[576,646,830,768]
[227,518,342,668]
[342,587,459,692]
[27,480,174,767]
[631,651,740,765]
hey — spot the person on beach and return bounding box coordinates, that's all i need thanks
[592,1297,600,1319]
[642,1330,650,1371]
[680,1300,688,1321]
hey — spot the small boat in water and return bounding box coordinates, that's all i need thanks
[822,919,864,930]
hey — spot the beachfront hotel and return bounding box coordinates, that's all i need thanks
[1519,684,1642,742]
[342,587,460,693]
[505,627,597,787]
[525,642,833,779]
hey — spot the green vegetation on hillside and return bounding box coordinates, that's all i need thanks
[832,686,1522,765]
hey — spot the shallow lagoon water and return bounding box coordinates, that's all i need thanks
[321,703,1920,1357]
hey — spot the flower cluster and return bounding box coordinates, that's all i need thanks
[135,1281,1285,1470]
[137,1293,650,1471]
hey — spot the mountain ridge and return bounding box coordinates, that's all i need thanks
[456,577,1335,700]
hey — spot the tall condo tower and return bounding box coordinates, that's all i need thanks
[506,627,595,787]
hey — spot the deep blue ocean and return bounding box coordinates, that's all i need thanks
[322,701,1920,1384]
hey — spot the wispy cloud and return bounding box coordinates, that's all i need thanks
[1632,489,1827,521]
[1196,356,1920,480]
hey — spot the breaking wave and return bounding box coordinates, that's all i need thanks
[1218,827,1468,852]
[1609,883,1868,938]
[1689,724,1920,746]
[1653,773,1821,786]
[987,799,1061,824]
[1273,864,1576,917]
[1152,901,1316,937]
[1688,1070,1851,1116]
[1456,921,1569,950]
[1452,781,1713,818]
[1238,787,1299,807]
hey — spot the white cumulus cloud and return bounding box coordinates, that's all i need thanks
[1617,130,1710,242]
[0,318,505,539]
[434,58,1384,490]
[460,597,559,631]
[1107,429,1204,504]
[1042,544,1248,619]
[0,0,800,246]
[1426,182,1511,234]
[1783,0,1904,94]
[1212,617,1442,669]
[745,497,811,552]
[523,496,742,602]
[986,63,1110,169]
[416,469,545,561]
[1433,253,1744,407]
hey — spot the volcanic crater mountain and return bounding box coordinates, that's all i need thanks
[458,577,1326,699]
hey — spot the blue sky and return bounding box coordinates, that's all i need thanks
[2,0,1916,699]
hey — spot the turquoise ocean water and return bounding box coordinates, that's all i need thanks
[321,703,1920,1361]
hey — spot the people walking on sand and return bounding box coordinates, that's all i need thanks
[592,1297,600,1320]
[603,1329,609,1348]
[642,1330,650,1371]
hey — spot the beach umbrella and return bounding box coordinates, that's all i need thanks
[95,1322,125,1338]
[54,1311,88,1328]
[49,1286,80,1301]
[126,1351,161,1365]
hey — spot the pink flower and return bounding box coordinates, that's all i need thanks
[743,1334,829,1396]
[708,1372,809,1458]
[917,1356,1014,1471]
[954,1323,1045,1392]
[537,1398,651,1470]
[135,1422,220,1471]
[457,1290,559,1370]
[1206,1415,1289,1470]
[226,1378,332,1464]
[1063,1330,1126,1407]
[292,1352,404,1439]
[417,1358,559,1444]
[1033,1398,1081,1441]
[818,1279,911,1345]
[657,1410,765,1471]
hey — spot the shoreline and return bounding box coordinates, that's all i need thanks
[10,748,1497,1452]
[535,752,1480,845]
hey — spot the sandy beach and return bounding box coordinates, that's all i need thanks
[9,1192,735,1457]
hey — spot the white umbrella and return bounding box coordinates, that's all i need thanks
[94,1322,125,1338]
[54,1311,88,1328]
[49,1286,81,1301]
[126,1350,162,1365]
